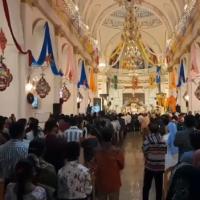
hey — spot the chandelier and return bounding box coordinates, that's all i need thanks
[120,0,144,70]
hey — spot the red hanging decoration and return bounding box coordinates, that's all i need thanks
[36,75,50,98]
[0,29,7,54]
[61,84,71,102]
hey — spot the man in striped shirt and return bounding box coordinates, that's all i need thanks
[142,121,167,200]
[63,117,83,143]
[0,122,29,179]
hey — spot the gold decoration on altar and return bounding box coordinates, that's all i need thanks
[36,74,50,98]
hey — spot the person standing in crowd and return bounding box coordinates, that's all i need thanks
[63,117,83,143]
[0,116,8,145]
[166,149,200,200]
[5,159,47,200]
[139,113,150,139]
[142,121,167,200]
[26,118,44,141]
[163,116,179,170]
[28,138,57,190]
[93,127,124,200]
[111,115,121,144]
[57,142,92,200]
[81,125,99,167]
[0,122,29,179]
[180,129,200,164]
[44,120,66,172]
[174,115,195,159]
[57,115,70,137]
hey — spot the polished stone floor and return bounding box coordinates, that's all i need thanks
[120,133,155,200]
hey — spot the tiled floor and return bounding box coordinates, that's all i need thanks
[120,133,155,200]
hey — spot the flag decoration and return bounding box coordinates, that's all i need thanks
[31,23,63,76]
[111,75,118,89]
[65,46,77,83]
[78,61,89,88]
[156,66,161,84]
[2,0,62,76]
[169,67,177,89]
[148,73,156,89]
[177,60,186,87]
[89,67,96,93]
[189,43,200,80]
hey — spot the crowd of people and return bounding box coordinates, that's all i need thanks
[1,111,200,200]
[0,111,127,200]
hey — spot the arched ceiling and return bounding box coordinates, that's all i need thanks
[73,0,186,62]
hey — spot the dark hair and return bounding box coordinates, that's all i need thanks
[28,138,45,157]
[29,118,39,138]
[0,116,6,131]
[44,120,57,134]
[15,159,35,200]
[17,119,27,130]
[10,122,25,139]
[65,142,80,161]
[69,117,77,126]
[149,122,159,134]
[161,115,170,126]
[190,130,200,150]
[101,127,113,142]
[184,115,195,128]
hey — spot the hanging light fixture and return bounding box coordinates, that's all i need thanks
[119,0,144,70]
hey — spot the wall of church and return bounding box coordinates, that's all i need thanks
[0,0,93,120]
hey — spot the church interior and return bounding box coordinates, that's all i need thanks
[0,0,200,200]
[0,0,199,118]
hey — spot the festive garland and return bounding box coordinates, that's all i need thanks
[2,0,62,76]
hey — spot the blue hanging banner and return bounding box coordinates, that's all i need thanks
[78,61,89,88]
[177,60,186,87]
[31,23,63,76]
[156,66,161,84]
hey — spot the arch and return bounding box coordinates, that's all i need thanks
[32,18,46,35]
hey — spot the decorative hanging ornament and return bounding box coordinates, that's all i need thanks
[61,84,71,102]
[0,56,13,91]
[0,29,12,91]
[0,28,7,54]
[36,74,50,98]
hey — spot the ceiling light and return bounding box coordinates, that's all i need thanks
[99,62,106,67]
[75,5,79,11]
[184,4,188,10]
[85,25,89,30]
[25,82,33,92]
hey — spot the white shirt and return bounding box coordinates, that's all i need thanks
[5,183,46,200]
[57,161,92,199]
[26,130,44,141]
[64,126,83,142]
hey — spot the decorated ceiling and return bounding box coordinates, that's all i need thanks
[102,6,162,30]
[73,0,186,59]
